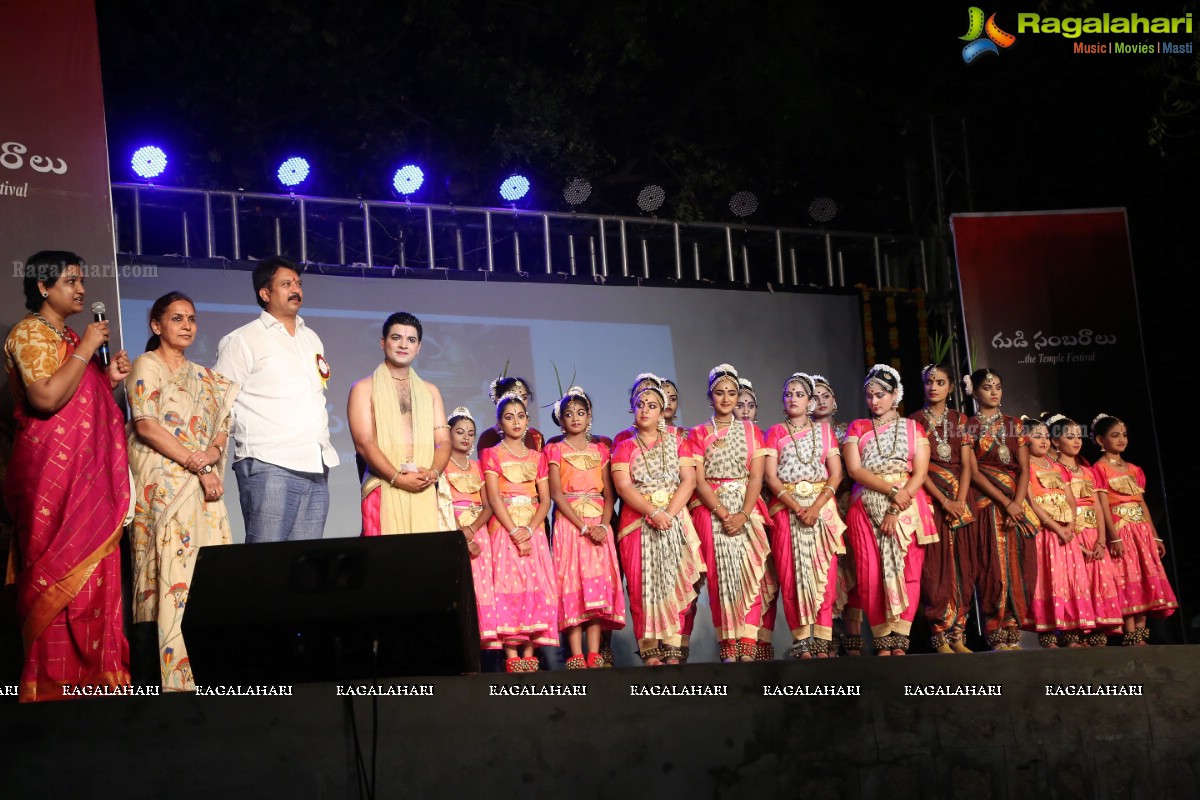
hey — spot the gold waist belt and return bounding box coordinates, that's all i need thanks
[566,492,604,518]
[642,489,673,507]
[1034,493,1072,523]
[1075,507,1098,529]
[876,472,907,485]
[784,480,827,498]
[503,495,535,527]
[1114,503,1145,523]
[455,504,482,528]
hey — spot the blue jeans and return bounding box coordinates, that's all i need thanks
[234,458,329,543]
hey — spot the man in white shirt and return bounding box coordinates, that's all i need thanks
[214,257,339,542]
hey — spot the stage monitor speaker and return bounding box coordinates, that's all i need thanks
[182,533,480,685]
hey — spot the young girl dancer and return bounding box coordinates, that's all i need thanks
[842,365,937,656]
[1046,413,1124,646]
[910,363,975,654]
[735,378,759,425]
[764,373,847,659]
[811,374,859,656]
[612,384,704,665]
[966,368,1039,651]
[546,387,625,668]
[1092,414,1178,644]
[689,364,777,662]
[1021,416,1095,648]
[444,407,499,652]
[661,378,685,435]
[477,375,545,455]
[481,394,557,672]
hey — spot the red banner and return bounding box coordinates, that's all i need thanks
[952,209,1176,599]
[953,209,1145,417]
[0,0,120,344]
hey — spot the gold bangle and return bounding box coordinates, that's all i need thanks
[389,469,400,486]
[70,353,89,366]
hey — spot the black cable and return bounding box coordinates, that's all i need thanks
[343,694,371,800]
[337,634,374,800]
[371,636,380,799]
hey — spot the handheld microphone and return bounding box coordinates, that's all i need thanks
[91,301,110,366]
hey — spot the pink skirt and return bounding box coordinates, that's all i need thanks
[455,502,500,650]
[1026,526,1099,632]
[552,514,625,631]
[1075,525,1125,633]
[1111,521,1178,618]
[489,520,559,646]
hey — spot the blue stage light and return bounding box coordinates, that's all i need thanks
[277,157,310,188]
[392,165,425,196]
[499,174,530,202]
[131,146,167,179]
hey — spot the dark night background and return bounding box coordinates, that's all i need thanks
[95,1,1198,630]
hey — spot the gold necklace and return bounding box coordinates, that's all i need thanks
[635,431,667,479]
[784,418,819,468]
[709,416,735,449]
[871,413,903,460]
[501,437,529,459]
[1053,455,1082,475]
[390,374,410,382]
[449,454,471,471]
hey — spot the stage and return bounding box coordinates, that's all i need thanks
[4,646,1198,799]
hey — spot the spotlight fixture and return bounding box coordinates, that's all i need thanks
[130,145,168,180]
[392,164,425,196]
[277,157,311,189]
[563,178,592,207]
[499,174,531,203]
[729,191,758,219]
[809,196,838,224]
[636,184,665,213]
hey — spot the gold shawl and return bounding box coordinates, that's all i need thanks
[362,364,452,533]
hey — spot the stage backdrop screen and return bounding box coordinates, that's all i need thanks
[119,267,864,662]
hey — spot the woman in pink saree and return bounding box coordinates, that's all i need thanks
[3,252,132,701]
[688,364,777,663]
[842,364,937,656]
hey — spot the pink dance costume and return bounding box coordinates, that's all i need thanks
[1093,460,1178,618]
[446,458,500,650]
[545,441,626,632]
[482,445,558,647]
[843,418,938,649]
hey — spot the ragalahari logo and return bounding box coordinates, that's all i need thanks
[960,8,1017,62]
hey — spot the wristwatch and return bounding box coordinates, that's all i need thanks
[198,465,214,475]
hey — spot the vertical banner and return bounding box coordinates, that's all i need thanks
[0,0,121,343]
[951,209,1178,623]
